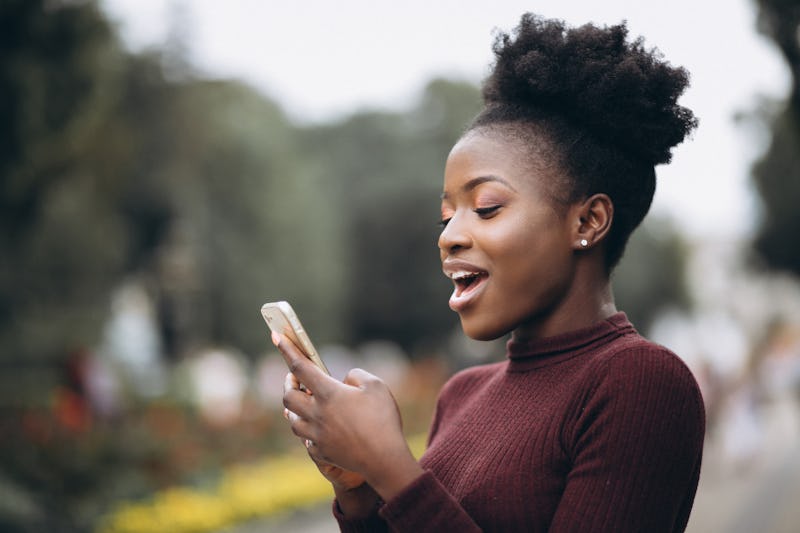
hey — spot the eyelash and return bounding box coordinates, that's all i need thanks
[474,205,501,217]
[438,205,502,227]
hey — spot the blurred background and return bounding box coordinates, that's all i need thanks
[1,0,799,531]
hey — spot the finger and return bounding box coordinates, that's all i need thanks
[284,372,303,395]
[305,439,332,466]
[272,332,335,396]
[286,409,302,425]
[284,409,316,447]
[287,414,315,442]
[343,367,381,388]
[343,368,403,426]
[305,444,337,470]
[285,408,310,427]
[283,386,313,418]
[283,370,314,414]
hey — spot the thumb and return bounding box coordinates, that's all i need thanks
[342,367,381,389]
[343,368,403,429]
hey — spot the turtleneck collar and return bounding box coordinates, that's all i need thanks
[505,312,635,372]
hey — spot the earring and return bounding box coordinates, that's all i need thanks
[580,239,589,247]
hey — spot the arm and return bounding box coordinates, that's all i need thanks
[276,332,483,532]
[550,348,705,533]
[331,483,389,533]
[282,371,382,524]
[274,333,425,525]
[374,377,483,532]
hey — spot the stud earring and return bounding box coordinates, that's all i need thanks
[580,239,589,247]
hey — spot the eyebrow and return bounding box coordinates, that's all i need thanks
[440,175,518,199]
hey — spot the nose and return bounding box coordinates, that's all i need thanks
[438,212,472,254]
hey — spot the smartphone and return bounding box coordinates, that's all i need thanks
[261,301,330,375]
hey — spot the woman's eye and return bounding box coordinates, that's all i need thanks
[438,217,452,227]
[474,205,501,218]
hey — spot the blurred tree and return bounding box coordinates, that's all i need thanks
[0,3,180,530]
[613,217,692,335]
[751,0,800,275]
[297,78,691,351]
[0,0,342,372]
[0,0,150,392]
[0,0,697,374]
[158,79,350,357]
[299,80,482,353]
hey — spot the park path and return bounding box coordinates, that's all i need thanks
[686,392,800,533]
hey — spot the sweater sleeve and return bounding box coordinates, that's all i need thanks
[333,471,483,533]
[373,370,484,533]
[333,373,481,532]
[378,469,481,531]
[550,347,705,533]
[332,498,389,533]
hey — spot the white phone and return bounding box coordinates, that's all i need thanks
[261,301,330,375]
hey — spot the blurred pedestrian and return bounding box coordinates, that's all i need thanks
[54,347,92,432]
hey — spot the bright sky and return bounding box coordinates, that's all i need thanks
[102,0,789,240]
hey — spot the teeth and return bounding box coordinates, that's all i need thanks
[450,271,480,281]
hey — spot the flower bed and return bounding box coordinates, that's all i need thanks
[97,433,428,533]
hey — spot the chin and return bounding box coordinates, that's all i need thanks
[459,316,510,342]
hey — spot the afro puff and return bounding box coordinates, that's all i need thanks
[470,14,698,268]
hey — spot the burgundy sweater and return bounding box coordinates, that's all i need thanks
[335,313,705,532]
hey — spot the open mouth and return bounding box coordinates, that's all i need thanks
[451,270,488,297]
[443,261,490,312]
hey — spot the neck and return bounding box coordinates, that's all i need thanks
[511,262,617,343]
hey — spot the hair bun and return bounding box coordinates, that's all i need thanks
[483,14,698,166]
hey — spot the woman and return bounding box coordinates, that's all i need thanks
[276,14,705,532]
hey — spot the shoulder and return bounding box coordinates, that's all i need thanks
[584,333,705,422]
[563,332,705,458]
[601,335,699,390]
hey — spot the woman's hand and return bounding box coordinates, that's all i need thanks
[314,458,367,490]
[304,441,380,518]
[274,331,424,501]
[283,373,366,491]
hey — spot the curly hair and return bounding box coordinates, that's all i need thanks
[469,14,698,269]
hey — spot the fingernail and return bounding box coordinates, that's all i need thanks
[271,331,281,346]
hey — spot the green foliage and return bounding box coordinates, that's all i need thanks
[752,109,800,274]
[0,0,692,372]
[751,0,800,275]
[0,0,137,384]
[299,80,482,351]
[161,80,350,355]
[0,402,300,533]
[613,217,692,334]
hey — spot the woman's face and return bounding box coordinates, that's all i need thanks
[439,129,578,341]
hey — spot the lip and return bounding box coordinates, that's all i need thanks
[442,259,489,312]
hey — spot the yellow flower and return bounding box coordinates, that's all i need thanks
[97,434,427,533]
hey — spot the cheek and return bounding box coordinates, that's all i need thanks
[486,216,573,302]
[485,213,566,270]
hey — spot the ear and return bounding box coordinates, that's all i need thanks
[570,193,613,251]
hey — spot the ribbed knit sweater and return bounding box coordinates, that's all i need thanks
[335,313,705,532]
